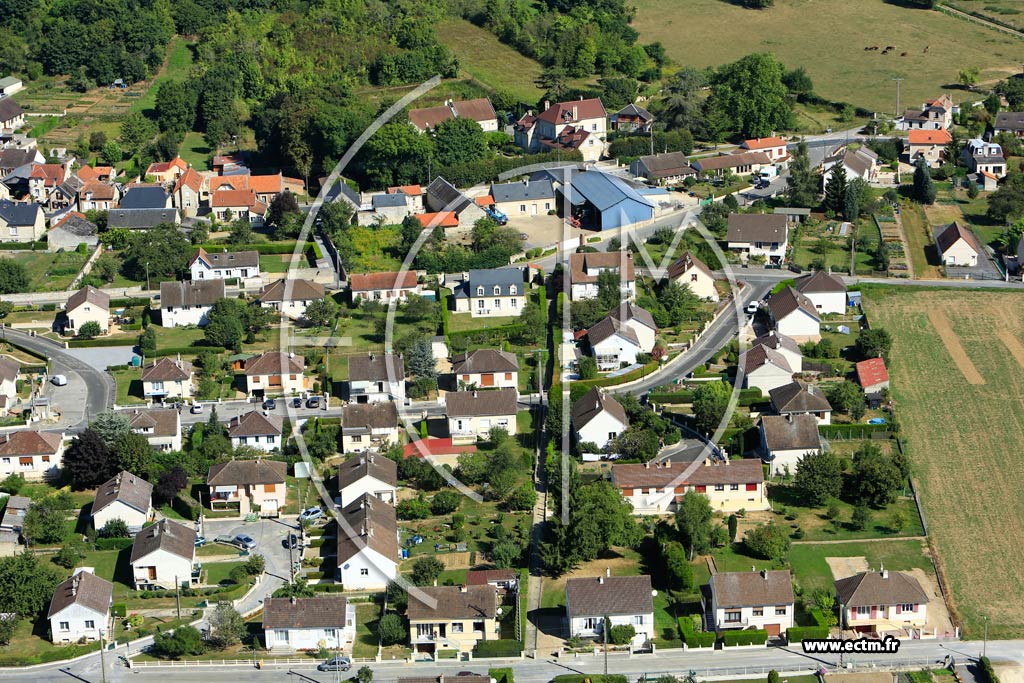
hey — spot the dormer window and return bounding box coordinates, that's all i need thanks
[476,286,484,296]
[509,285,517,295]
[493,285,501,296]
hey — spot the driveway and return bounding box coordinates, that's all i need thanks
[65,345,137,370]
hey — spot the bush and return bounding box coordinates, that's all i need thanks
[112,603,127,617]
[490,668,514,683]
[818,424,889,438]
[786,626,829,642]
[377,613,407,645]
[677,616,715,648]
[722,629,768,646]
[98,518,130,539]
[981,656,1000,683]
[607,623,636,645]
[173,492,201,521]
[473,639,523,658]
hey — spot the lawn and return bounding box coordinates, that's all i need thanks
[788,539,934,596]
[179,131,213,170]
[768,482,925,542]
[110,367,145,404]
[448,312,520,334]
[791,220,853,273]
[347,226,403,273]
[204,561,246,586]
[0,251,89,292]
[153,325,206,350]
[899,202,942,279]
[434,19,545,103]
[130,37,194,115]
[864,286,1024,638]
[0,619,100,666]
[631,0,1024,113]
[945,0,1024,31]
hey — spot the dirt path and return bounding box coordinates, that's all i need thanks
[927,310,985,384]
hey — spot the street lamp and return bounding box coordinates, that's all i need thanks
[983,615,988,659]
[98,628,107,683]
[145,261,151,292]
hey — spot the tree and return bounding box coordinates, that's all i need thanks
[75,320,100,340]
[692,380,731,435]
[676,491,713,560]
[155,466,188,504]
[826,381,865,419]
[0,260,29,294]
[913,158,936,205]
[786,142,818,208]
[663,541,694,592]
[406,337,437,380]
[90,410,131,446]
[208,603,246,649]
[958,67,980,89]
[411,556,444,586]
[850,504,871,531]
[597,268,623,311]
[98,518,130,539]
[229,219,252,245]
[123,224,190,281]
[22,495,69,545]
[824,164,847,216]
[491,538,524,568]
[0,553,63,619]
[266,191,302,229]
[113,431,153,475]
[987,170,1024,223]
[139,327,157,355]
[516,299,546,345]
[857,328,892,359]
[89,131,108,151]
[851,443,903,506]
[204,298,247,351]
[536,66,568,101]
[119,112,157,156]
[63,429,113,489]
[843,181,859,221]
[710,53,792,138]
[743,522,790,561]
[433,117,488,167]
[357,666,374,683]
[794,450,843,505]
[154,80,198,133]
[430,489,461,515]
[273,576,315,599]
[889,509,907,533]
[608,623,636,645]
[727,514,738,542]
[153,625,206,659]
[506,483,537,512]
[303,297,337,329]
[101,141,122,165]
[577,356,598,380]
[783,68,814,98]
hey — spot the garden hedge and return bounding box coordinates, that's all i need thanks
[786,626,829,642]
[198,241,301,255]
[722,629,767,646]
[490,668,514,683]
[112,603,127,617]
[473,639,523,658]
[68,337,138,348]
[312,583,346,593]
[677,616,716,648]
[150,345,227,357]
[981,657,1000,683]
[173,491,202,521]
[0,240,47,251]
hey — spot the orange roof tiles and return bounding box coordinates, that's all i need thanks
[908,129,952,145]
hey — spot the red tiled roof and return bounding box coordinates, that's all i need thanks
[855,357,889,388]
[174,167,203,194]
[29,163,64,187]
[349,271,417,292]
[146,157,187,175]
[742,136,787,150]
[908,129,952,145]
[211,189,258,208]
[474,195,495,206]
[247,174,284,194]
[535,98,606,126]
[416,212,458,228]
[388,185,422,196]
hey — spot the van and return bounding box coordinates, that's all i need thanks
[50,375,68,386]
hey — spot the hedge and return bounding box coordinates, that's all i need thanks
[721,629,767,646]
[448,323,528,350]
[490,668,514,683]
[551,676,627,683]
[575,359,661,389]
[312,583,346,593]
[809,608,830,627]
[2,338,47,364]
[112,603,127,617]
[67,337,138,348]
[95,537,134,551]
[0,240,47,251]
[173,491,201,521]
[818,424,890,438]
[981,657,1000,683]
[677,616,715,648]
[786,625,829,642]
[150,345,227,357]
[309,537,326,548]
[198,241,303,255]
[473,639,523,658]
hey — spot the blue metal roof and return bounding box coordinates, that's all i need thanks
[566,172,655,212]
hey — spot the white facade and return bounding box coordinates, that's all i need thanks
[190,258,258,281]
[261,297,314,321]
[338,546,398,591]
[349,378,405,404]
[246,372,306,397]
[575,410,627,450]
[341,425,399,454]
[142,377,193,402]
[448,413,517,442]
[455,370,518,390]
[65,301,109,336]
[762,445,820,478]
[671,265,718,302]
[568,612,655,645]
[744,364,794,395]
[93,499,151,533]
[774,309,820,342]
[265,611,356,652]
[803,291,846,315]
[161,303,213,328]
[132,547,193,590]
[230,431,281,453]
[843,601,927,630]
[940,239,978,267]
[591,334,642,371]
[713,603,794,633]
[339,476,397,508]
[728,237,787,262]
[49,600,107,644]
[0,434,64,481]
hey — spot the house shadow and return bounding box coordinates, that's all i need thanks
[75,502,93,535]
[113,547,135,587]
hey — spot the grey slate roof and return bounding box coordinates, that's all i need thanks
[0,199,40,226]
[741,345,793,375]
[571,387,628,431]
[586,315,639,347]
[348,353,404,382]
[407,585,497,621]
[633,152,696,179]
[107,208,178,229]
[130,519,195,563]
[0,98,23,123]
[52,213,97,237]
[342,402,399,433]
[93,471,153,516]
[711,570,794,609]
[726,213,788,244]
[455,268,524,299]
[66,285,109,313]
[208,457,287,485]
[489,180,556,204]
[371,193,408,209]
[614,103,653,121]
[768,381,832,414]
[766,286,820,323]
[425,176,471,213]
[445,387,518,418]
[263,596,351,629]
[760,414,821,452]
[796,270,846,294]
[608,302,656,331]
[451,349,519,375]
[225,412,284,438]
[566,575,654,617]
[337,453,398,490]
[995,111,1024,132]
[336,493,398,564]
[47,570,112,619]
[119,186,168,210]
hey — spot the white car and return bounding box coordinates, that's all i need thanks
[50,375,68,386]
[745,302,759,315]
[190,403,203,414]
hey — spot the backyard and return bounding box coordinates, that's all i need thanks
[0,251,89,292]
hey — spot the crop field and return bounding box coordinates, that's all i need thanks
[630,0,1024,113]
[863,286,1024,638]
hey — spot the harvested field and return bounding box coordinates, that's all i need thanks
[926,310,985,385]
[997,329,1024,370]
[863,286,1024,638]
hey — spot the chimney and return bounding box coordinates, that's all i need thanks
[289,352,294,359]
[472,390,477,398]
[606,567,611,578]
[751,566,757,572]
[543,100,550,111]
[644,462,650,469]
[368,454,374,464]
[572,106,578,120]
[786,413,793,423]
[598,575,604,584]
[663,461,671,469]
[881,564,888,579]
[360,524,368,536]
[290,596,297,605]
[460,585,468,593]
[579,95,584,101]
[761,570,768,580]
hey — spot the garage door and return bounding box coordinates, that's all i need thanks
[765,623,781,637]
[480,373,495,387]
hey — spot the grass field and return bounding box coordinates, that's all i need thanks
[899,202,942,279]
[630,0,1024,113]
[131,37,194,115]
[946,0,1024,31]
[435,19,545,103]
[0,251,89,292]
[864,286,1024,638]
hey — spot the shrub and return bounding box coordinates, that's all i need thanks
[677,616,715,648]
[722,629,767,646]
[173,492,201,521]
[473,639,523,658]
[607,623,636,645]
[112,603,127,617]
[377,613,407,645]
[98,518,130,539]
[981,656,1000,683]
[490,669,514,683]
[786,626,829,642]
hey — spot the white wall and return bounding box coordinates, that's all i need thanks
[576,412,627,450]
[339,547,397,591]
[448,414,516,441]
[568,612,655,644]
[66,303,109,336]
[93,500,150,533]
[49,603,107,644]
[132,548,192,590]
[775,310,820,341]
[0,443,63,481]
[804,291,846,315]
[230,433,281,452]
[349,379,405,404]
[266,620,356,652]
[591,336,641,371]
[942,240,978,267]
[339,477,397,508]
[764,446,820,477]
[161,305,212,328]
[713,604,794,633]
[455,371,518,390]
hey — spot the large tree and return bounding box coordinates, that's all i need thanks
[0,260,29,294]
[89,410,131,447]
[850,443,903,506]
[123,224,190,281]
[663,541,694,592]
[987,170,1024,223]
[113,431,154,477]
[0,553,62,619]
[64,429,114,489]
[676,491,713,560]
[823,164,847,216]
[857,328,892,359]
[793,450,843,505]
[912,158,936,205]
[744,523,790,561]
[786,142,818,208]
[692,380,731,435]
[710,53,792,138]
[433,117,488,167]
[266,190,301,228]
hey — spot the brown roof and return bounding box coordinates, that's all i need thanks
[566,575,653,617]
[769,382,831,414]
[445,388,518,418]
[453,98,498,124]
[225,412,285,439]
[208,457,286,485]
[349,271,418,292]
[740,345,793,375]
[79,180,117,201]
[47,570,113,618]
[66,285,110,313]
[189,247,260,270]
[0,430,63,456]
[695,151,771,172]
[741,137,787,151]
[711,570,794,608]
[130,519,195,562]
[451,349,519,375]
[407,585,497,621]
[935,221,981,256]
[211,189,258,208]
[608,302,656,331]
[835,570,929,608]
[766,287,820,323]
[751,331,801,357]
[126,408,180,438]
[342,402,399,432]
[160,279,224,309]
[612,458,764,488]
[337,453,398,490]
[349,354,404,383]
[263,596,351,629]
[408,105,455,131]
[666,251,715,281]
[535,98,606,126]
[259,278,325,303]
[569,251,635,286]
[244,351,305,376]
[93,471,153,516]
[572,387,628,432]
[726,213,788,244]
[760,414,821,452]
[141,357,192,383]
[586,315,639,347]
[173,167,203,194]
[635,152,696,179]
[336,494,398,564]
[466,569,518,586]
[0,357,19,384]
[796,270,846,294]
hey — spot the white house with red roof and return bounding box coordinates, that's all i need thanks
[740,137,789,165]
[514,97,607,162]
[349,271,422,302]
[855,357,890,397]
[906,129,952,167]
[211,189,267,225]
[145,157,188,185]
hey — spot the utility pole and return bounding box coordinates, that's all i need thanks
[175,575,181,620]
[145,261,151,292]
[983,615,988,658]
[603,615,609,676]
[893,78,904,118]
[99,628,107,683]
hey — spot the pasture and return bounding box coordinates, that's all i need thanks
[435,19,546,103]
[863,286,1024,638]
[630,0,1024,113]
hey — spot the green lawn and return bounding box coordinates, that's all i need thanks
[791,220,853,273]
[900,200,942,279]
[131,37,194,115]
[0,251,89,292]
[259,254,296,273]
[353,602,381,658]
[434,19,545,103]
[179,131,213,170]
[448,312,519,333]
[788,539,934,595]
[204,561,246,586]
[347,226,403,273]
[768,483,925,542]
[110,367,145,404]
[153,325,206,350]
[0,619,101,666]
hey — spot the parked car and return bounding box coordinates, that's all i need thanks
[305,396,320,409]
[234,534,257,550]
[299,507,323,522]
[262,398,276,410]
[50,375,68,386]
[745,301,759,314]
[292,397,302,408]
[318,657,352,672]
[194,536,207,547]
[283,533,298,549]
[190,403,203,414]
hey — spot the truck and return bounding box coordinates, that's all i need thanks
[483,205,508,225]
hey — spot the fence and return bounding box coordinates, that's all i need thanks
[129,656,379,668]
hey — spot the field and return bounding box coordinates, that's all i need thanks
[630,0,1024,113]
[435,19,545,103]
[863,286,1024,638]
[946,0,1024,31]
[130,37,195,115]
[0,251,88,292]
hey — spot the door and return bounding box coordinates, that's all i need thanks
[147,567,157,580]
[531,204,538,215]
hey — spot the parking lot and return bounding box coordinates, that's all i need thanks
[201,516,300,613]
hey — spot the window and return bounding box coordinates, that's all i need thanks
[325,628,337,639]
[511,299,518,309]
[494,299,501,309]
[591,124,597,131]
[520,205,526,212]
[691,273,698,282]
[509,285,517,295]
[633,615,644,625]
[85,620,95,629]
[583,617,600,630]
[265,483,276,493]
[477,300,485,310]
[730,484,739,491]
[360,568,369,576]
[476,286,484,296]
[714,484,725,492]
[473,621,484,632]
[856,605,871,617]
[753,608,763,617]
[451,623,464,633]
[745,483,757,491]
[725,611,741,623]
[59,622,69,631]
[504,373,512,380]
[775,606,786,615]
[278,629,290,643]
[545,203,551,210]
[351,435,362,443]
[900,603,915,612]
[8,227,16,236]
[493,286,501,296]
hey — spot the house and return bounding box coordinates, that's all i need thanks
[740,137,789,164]
[226,411,285,453]
[611,103,654,133]
[189,248,260,280]
[365,192,415,224]
[263,596,357,652]
[707,570,795,636]
[962,139,1006,178]
[0,495,29,535]
[211,189,266,225]
[341,402,400,454]
[0,148,43,177]
[489,179,557,218]
[47,569,113,644]
[612,458,768,514]
[424,177,486,227]
[559,171,654,231]
[692,151,772,178]
[0,199,44,242]
[47,212,98,252]
[994,111,1024,138]
[740,345,796,395]
[0,430,64,481]
[466,569,519,591]
[608,303,657,351]
[415,211,459,229]
[348,353,405,404]
[726,213,789,265]
[759,414,822,476]
[769,381,832,424]
[129,519,195,590]
[515,98,607,162]
[566,573,654,646]
[446,388,518,443]
[244,351,307,397]
[64,285,110,336]
[349,271,422,302]
[451,349,519,390]
[408,98,498,133]
[159,279,225,328]
[26,163,69,204]
[336,494,399,590]
[569,251,636,301]
[258,278,325,320]
[0,98,24,132]
[77,165,116,183]
[140,357,194,401]
[145,157,188,185]
[572,387,628,451]
[387,185,424,212]
[126,408,183,452]
[629,152,697,186]
[172,167,203,217]
[92,471,154,533]
[751,332,803,374]
[207,173,303,205]
[0,357,19,416]
[766,287,820,342]
[337,453,397,507]
[898,95,954,130]
[586,317,643,372]
[855,357,890,403]
[106,208,180,230]
[795,270,847,314]
[207,458,287,514]
[407,585,499,655]
[823,147,880,184]
[0,77,23,98]
[835,568,929,633]
[666,251,718,301]
[452,268,526,318]
[935,221,980,267]
[906,129,952,167]
[120,185,171,210]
